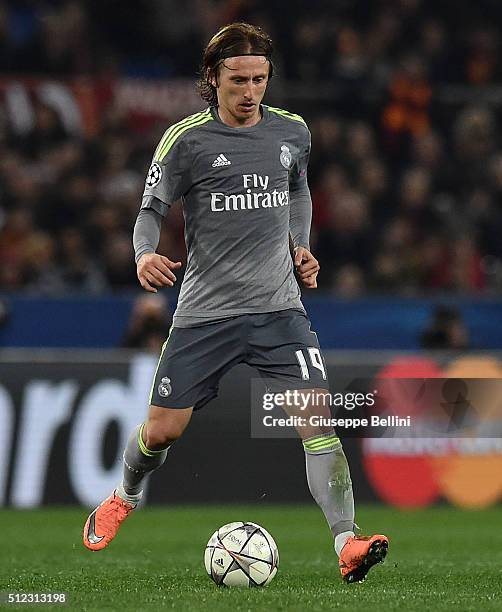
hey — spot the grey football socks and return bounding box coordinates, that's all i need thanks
[116,423,169,504]
[304,431,355,548]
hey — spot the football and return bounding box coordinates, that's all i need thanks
[204,521,279,587]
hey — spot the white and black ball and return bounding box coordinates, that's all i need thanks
[204,521,279,587]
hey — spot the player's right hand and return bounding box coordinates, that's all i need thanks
[137,253,182,293]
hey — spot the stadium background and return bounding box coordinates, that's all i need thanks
[1,2,502,608]
[0,0,502,506]
[0,0,502,612]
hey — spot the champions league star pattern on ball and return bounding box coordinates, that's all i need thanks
[204,521,279,587]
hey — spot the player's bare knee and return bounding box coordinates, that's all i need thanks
[145,420,181,448]
[145,405,192,449]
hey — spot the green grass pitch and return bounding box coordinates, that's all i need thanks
[1,505,501,611]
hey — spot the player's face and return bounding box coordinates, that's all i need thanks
[214,55,269,126]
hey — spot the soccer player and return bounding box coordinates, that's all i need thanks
[83,22,388,583]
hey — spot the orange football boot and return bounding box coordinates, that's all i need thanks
[339,534,389,583]
[83,491,136,551]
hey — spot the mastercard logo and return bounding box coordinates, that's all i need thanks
[361,356,502,508]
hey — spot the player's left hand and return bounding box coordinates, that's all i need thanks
[294,247,320,289]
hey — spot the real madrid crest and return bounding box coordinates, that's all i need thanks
[158,376,172,397]
[280,145,292,169]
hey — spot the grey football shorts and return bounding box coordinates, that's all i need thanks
[149,309,330,410]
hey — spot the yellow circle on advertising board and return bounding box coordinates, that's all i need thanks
[435,356,502,508]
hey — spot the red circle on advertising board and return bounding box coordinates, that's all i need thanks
[362,357,443,508]
[363,451,440,508]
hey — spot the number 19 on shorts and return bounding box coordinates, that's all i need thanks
[295,348,327,380]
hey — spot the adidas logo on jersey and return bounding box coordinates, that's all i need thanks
[212,154,231,167]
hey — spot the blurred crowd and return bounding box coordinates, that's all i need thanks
[1,0,502,296]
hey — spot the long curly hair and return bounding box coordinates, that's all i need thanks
[197,23,274,107]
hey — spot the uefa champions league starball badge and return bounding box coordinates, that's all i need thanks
[146,162,162,188]
[280,145,292,169]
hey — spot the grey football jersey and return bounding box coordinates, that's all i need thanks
[141,105,312,327]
